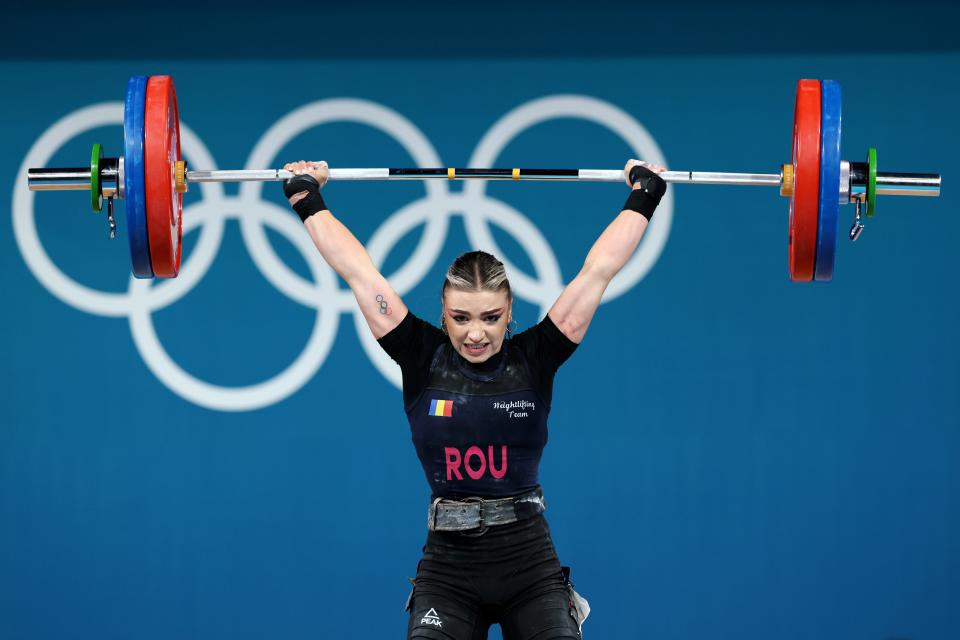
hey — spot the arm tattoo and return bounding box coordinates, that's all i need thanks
[375,294,393,315]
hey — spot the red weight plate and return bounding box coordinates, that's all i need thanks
[788,79,821,282]
[144,76,183,278]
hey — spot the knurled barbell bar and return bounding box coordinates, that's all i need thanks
[26,75,942,282]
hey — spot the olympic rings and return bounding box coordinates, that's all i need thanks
[13,94,673,411]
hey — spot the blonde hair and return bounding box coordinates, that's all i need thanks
[442,250,512,300]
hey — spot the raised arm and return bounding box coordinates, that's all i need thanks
[284,160,407,339]
[547,160,667,344]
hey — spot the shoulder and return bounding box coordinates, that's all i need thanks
[512,314,578,351]
[379,309,442,340]
[377,310,446,364]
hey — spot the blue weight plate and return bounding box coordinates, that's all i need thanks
[123,75,153,278]
[814,79,842,281]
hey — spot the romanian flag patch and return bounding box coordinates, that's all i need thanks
[429,399,454,417]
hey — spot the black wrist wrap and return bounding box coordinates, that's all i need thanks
[623,190,658,221]
[283,174,328,223]
[624,165,667,220]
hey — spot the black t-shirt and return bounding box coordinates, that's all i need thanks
[377,311,578,497]
[377,311,578,410]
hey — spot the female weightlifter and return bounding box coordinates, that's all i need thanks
[282,158,667,640]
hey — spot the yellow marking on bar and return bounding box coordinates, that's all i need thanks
[448,168,455,180]
[512,168,520,180]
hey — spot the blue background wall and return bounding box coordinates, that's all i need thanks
[2,3,958,639]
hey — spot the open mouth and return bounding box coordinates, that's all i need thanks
[464,343,489,355]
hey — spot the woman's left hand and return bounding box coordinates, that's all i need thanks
[624,159,667,188]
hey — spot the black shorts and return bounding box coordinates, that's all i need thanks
[406,514,584,640]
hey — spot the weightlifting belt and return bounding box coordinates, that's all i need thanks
[427,487,546,533]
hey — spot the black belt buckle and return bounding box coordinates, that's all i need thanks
[461,496,488,537]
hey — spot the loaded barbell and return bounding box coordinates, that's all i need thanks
[27,75,942,282]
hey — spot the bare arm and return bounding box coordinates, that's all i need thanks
[547,160,665,344]
[286,161,407,339]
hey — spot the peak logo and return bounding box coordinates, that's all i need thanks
[420,608,442,627]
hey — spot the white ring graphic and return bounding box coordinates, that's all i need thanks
[13,94,672,411]
[466,95,673,302]
[128,199,340,412]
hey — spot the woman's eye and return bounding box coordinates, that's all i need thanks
[485,315,501,323]
[453,316,467,323]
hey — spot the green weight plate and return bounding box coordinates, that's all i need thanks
[867,147,877,217]
[90,143,102,213]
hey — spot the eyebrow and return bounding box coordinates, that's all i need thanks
[448,308,504,315]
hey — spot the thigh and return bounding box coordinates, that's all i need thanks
[408,591,489,640]
[500,583,582,640]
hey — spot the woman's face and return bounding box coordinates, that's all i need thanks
[443,288,512,363]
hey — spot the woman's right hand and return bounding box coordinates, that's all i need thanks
[283,160,330,205]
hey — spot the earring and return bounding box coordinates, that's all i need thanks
[440,316,448,335]
[507,317,517,339]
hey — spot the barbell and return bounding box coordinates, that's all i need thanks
[26,75,942,282]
